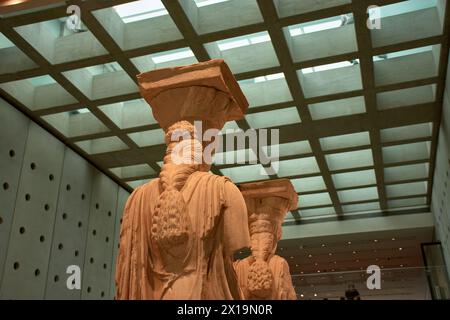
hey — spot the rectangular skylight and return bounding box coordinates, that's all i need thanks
[288,15,348,36]
[216,32,271,51]
[373,46,432,61]
[195,0,229,7]
[377,0,437,19]
[28,75,56,86]
[110,164,155,179]
[326,149,374,171]
[86,62,122,76]
[302,60,359,74]
[246,107,301,129]
[0,32,14,49]
[152,48,195,64]
[114,0,168,23]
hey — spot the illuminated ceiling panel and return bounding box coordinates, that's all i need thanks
[0,0,446,223]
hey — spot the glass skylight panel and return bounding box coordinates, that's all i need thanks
[0,76,77,110]
[309,96,366,120]
[373,46,433,62]
[182,0,263,34]
[338,187,379,203]
[320,132,370,151]
[14,18,107,64]
[42,109,109,138]
[299,206,336,218]
[86,62,123,76]
[94,1,182,50]
[299,192,332,208]
[274,157,320,177]
[325,149,373,171]
[99,99,157,129]
[384,163,429,183]
[205,31,279,74]
[127,179,153,189]
[132,48,198,72]
[377,0,438,19]
[291,176,326,193]
[386,181,428,198]
[28,75,56,86]
[0,32,14,49]
[332,169,376,189]
[220,164,269,183]
[239,74,292,108]
[380,123,433,143]
[109,164,155,179]
[387,197,427,209]
[263,141,312,158]
[382,141,431,164]
[285,14,358,62]
[372,0,444,47]
[342,202,380,213]
[113,0,168,23]
[298,61,362,98]
[75,136,129,155]
[0,32,37,74]
[274,0,351,18]
[377,84,437,111]
[128,128,165,147]
[246,107,301,129]
[195,0,229,7]
[373,45,440,86]
[213,149,257,166]
[63,64,138,100]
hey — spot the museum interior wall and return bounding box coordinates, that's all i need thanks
[0,97,129,299]
[432,51,450,278]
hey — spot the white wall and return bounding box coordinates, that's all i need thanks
[431,51,450,278]
[0,98,129,299]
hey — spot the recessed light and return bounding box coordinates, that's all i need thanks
[308,254,312,258]
[317,270,320,273]
[314,293,318,297]
[300,271,304,274]
[347,241,352,245]
[321,244,326,247]
[352,251,357,254]
[398,247,403,251]
[295,264,299,267]
[331,269,335,272]
[374,239,378,243]
[355,259,359,262]
[290,256,295,259]
[392,237,396,241]
[300,294,304,298]
[328,253,332,256]
[334,261,337,264]
[314,262,318,266]
[400,264,404,267]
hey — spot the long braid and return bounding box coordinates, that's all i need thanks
[151,121,201,255]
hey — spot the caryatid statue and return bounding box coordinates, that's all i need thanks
[234,179,298,300]
[115,59,251,299]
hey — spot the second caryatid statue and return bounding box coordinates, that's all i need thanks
[234,179,298,300]
[115,60,251,299]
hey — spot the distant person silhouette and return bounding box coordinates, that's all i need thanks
[345,284,361,300]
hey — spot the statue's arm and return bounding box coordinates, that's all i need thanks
[223,181,251,256]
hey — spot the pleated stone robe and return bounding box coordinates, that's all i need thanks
[115,59,251,299]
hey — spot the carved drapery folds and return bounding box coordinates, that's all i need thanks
[115,59,251,300]
[235,179,298,300]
